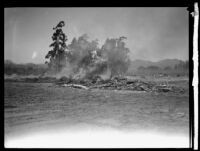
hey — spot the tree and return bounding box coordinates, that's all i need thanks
[147,66,160,70]
[164,66,172,70]
[45,21,68,73]
[101,36,130,78]
[137,66,146,71]
[67,34,100,74]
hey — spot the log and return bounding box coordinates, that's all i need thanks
[157,87,172,92]
[62,84,89,90]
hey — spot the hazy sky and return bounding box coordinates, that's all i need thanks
[5,7,188,63]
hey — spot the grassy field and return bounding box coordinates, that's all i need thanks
[4,78,189,148]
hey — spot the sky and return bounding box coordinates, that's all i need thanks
[4,7,189,64]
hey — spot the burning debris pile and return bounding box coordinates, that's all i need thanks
[55,76,185,93]
[90,77,155,91]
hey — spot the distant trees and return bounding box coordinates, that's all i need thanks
[137,66,145,71]
[146,66,160,70]
[4,61,48,75]
[137,66,160,71]
[164,66,172,70]
[136,60,189,76]
[174,60,189,70]
[45,21,68,73]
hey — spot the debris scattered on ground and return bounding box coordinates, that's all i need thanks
[60,84,89,90]
[4,74,185,93]
[55,76,185,93]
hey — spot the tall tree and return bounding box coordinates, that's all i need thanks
[101,36,130,78]
[45,21,68,73]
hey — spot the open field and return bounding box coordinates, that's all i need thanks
[4,77,189,148]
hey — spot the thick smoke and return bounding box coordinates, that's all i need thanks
[101,37,131,78]
[57,34,130,79]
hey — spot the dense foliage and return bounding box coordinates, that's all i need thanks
[45,21,68,73]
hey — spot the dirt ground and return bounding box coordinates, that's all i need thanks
[4,79,190,148]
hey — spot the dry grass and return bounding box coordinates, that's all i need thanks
[5,78,189,140]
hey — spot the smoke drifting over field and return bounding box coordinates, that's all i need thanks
[46,33,130,80]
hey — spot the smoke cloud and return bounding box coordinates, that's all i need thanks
[52,34,130,79]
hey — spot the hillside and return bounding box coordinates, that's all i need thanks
[4,60,48,75]
[128,59,185,71]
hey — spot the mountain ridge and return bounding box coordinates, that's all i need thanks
[128,59,186,71]
[5,59,187,71]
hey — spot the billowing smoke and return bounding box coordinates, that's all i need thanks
[101,36,131,78]
[53,34,130,80]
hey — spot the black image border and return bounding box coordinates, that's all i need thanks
[1,0,197,150]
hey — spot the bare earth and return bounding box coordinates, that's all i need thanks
[4,80,189,148]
